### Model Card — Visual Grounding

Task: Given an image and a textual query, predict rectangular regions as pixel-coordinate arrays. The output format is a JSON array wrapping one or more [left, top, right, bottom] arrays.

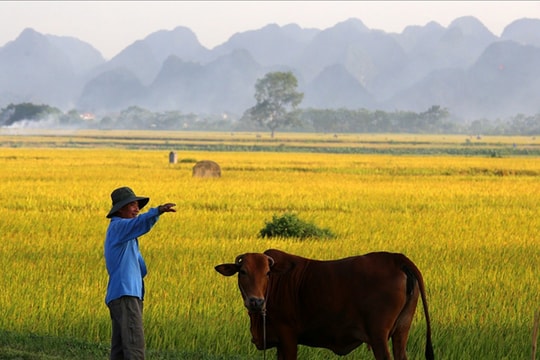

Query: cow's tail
[[402, 260, 434, 360]]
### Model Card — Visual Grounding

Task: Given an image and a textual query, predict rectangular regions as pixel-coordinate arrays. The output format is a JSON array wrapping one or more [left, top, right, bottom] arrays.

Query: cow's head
[[215, 253, 275, 313]]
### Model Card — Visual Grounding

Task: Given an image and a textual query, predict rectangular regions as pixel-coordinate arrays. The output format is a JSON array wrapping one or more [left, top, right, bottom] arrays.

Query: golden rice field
[[0, 131, 539, 359]]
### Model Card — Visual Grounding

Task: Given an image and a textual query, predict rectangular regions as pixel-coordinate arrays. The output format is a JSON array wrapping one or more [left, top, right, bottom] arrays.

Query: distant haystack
[[192, 160, 221, 178]]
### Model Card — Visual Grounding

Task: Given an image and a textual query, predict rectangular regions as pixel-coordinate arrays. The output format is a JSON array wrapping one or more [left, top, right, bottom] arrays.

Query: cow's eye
[[266, 271, 271, 276]]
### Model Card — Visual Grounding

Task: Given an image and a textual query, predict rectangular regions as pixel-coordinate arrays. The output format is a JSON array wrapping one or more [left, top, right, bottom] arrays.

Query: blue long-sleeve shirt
[[104, 207, 160, 305]]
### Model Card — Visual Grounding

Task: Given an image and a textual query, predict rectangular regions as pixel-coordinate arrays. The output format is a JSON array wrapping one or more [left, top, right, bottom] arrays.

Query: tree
[[0, 102, 62, 127], [418, 105, 450, 133], [244, 71, 304, 138], [118, 106, 154, 129]]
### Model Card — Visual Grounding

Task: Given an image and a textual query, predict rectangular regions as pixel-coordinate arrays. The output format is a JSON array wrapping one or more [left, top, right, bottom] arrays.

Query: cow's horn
[[235, 255, 243, 265]]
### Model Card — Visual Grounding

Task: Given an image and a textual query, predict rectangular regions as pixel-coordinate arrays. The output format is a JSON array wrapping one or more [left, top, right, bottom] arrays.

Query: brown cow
[[215, 249, 434, 360]]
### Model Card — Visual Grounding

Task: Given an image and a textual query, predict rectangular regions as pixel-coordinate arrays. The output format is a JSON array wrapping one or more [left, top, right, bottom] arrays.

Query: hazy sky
[[1, 1, 539, 59]]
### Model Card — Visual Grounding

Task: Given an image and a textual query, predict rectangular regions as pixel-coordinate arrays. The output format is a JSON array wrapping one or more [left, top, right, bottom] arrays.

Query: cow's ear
[[215, 263, 239, 276], [270, 260, 293, 274]]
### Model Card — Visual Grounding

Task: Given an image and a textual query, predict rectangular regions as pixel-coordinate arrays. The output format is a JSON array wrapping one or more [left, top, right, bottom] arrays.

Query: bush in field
[[259, 212, 335, 240]]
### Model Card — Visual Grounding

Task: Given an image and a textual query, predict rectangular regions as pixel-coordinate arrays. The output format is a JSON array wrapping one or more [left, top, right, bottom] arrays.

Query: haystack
[[192, 160, 221, 178]]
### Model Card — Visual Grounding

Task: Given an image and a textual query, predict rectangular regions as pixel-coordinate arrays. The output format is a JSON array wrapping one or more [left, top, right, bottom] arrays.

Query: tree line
[[1, 72, 539, 136]]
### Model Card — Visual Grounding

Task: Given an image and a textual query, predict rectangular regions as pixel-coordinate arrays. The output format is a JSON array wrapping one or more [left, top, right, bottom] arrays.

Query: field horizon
[[1, 128, 539, 156]]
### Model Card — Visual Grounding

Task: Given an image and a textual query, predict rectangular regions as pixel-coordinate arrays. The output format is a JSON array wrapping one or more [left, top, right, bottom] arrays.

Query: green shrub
[[258, 212, 335, 240]]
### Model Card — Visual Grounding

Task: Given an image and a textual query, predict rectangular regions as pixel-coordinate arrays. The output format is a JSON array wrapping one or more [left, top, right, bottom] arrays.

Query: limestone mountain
[[1, 16, 540, 121]]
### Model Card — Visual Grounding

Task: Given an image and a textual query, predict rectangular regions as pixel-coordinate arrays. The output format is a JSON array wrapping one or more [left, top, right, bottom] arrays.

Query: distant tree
[[418, 105, 450, 133], [59, 109, 82, 126], [99, 116, 114, 129], [507, 113, 540, 135], [243, 71, 304, 138], [118, 106, 155, 129], [0, 103, 61, 127], [154, 111, 185, 130]]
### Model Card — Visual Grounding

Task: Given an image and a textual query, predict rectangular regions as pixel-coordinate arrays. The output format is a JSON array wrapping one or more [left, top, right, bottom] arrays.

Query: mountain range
[[2, 16, 540, 121]]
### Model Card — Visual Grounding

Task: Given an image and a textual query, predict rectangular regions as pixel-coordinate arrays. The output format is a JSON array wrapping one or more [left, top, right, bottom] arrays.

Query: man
[[104, 186, 176, 359]]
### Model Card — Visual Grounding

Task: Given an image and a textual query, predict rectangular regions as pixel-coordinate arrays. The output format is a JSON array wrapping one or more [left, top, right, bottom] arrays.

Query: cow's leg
[[391, 313, 413, 360], [276, 339, 298, 360], [274, 327, 298, 360], [392, 285, 419, 360], [391, 331, 409, 360], [369, 338, 391, 360]]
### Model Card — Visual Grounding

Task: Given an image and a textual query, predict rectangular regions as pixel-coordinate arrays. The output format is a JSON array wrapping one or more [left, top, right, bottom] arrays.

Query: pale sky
[[1, 1, 539, 60]]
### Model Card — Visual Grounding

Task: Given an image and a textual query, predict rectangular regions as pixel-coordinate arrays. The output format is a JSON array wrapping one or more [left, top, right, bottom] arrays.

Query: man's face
[[117, 201, 140, 219]]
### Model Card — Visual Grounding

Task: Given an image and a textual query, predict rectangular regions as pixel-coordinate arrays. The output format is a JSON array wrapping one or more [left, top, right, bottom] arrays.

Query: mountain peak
[[14, 27, 48, 46], [448, 16, 493, 36], [501, 18, 540, 46], [333, 18, 370, 33]]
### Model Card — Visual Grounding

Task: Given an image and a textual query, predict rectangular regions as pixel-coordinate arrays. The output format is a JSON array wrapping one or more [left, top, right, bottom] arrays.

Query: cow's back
[[300, 251, 410, 301]]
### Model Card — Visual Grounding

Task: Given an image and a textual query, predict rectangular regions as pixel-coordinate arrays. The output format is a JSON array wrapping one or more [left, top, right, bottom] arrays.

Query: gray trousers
[[108, 296, 145, 360]]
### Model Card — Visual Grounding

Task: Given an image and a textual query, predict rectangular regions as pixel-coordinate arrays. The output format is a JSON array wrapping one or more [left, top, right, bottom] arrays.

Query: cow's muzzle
[[247, 297, 266, 312]]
